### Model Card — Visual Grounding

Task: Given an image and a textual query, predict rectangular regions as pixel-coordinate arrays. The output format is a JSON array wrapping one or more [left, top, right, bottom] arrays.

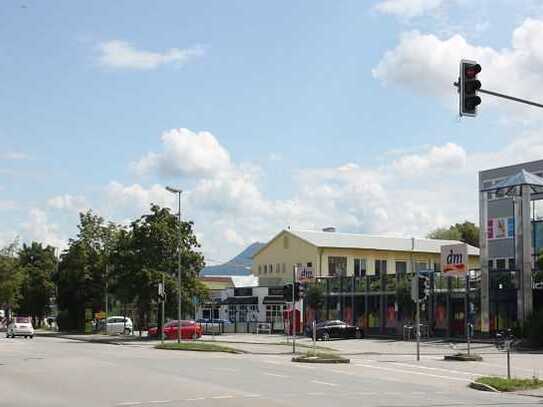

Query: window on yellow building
[[354, 258, 366, 277]]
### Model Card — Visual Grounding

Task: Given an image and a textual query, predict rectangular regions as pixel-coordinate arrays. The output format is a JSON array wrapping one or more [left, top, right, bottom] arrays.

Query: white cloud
[[104, 182, 175, 216], [373, 19, 543, 118], [133, 128, 232, 177], [47, 194, 89, 213], [392, 142, 467, 177], [0, 151, 28, 160], [97, 40, 204, 70], [22, 209, 65, 249], [28, 125, 543, 263], [375, 0, 443, 18]]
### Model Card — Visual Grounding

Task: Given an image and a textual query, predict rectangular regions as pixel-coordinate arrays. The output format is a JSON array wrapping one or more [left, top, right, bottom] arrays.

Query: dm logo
[[440, 244, 468, 276]]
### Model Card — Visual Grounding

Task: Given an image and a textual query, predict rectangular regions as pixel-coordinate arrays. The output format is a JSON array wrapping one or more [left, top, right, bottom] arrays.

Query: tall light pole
[[166, 186, 183, 343]]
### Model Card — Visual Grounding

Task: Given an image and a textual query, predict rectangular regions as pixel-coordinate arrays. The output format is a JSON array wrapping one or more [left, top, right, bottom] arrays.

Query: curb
[[291, 356, 350, 364], [469, 382, 499, 392], [444, 353, 483, 361]]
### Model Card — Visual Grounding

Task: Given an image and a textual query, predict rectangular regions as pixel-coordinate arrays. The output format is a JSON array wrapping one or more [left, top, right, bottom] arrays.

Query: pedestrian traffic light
[[417, 275, 430, 301], [294, 282, 304, 301], [459, 59, 482, 117], [283, 284, 293, 302]]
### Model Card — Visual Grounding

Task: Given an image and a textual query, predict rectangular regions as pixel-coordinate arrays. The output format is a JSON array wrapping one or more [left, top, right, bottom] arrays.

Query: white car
[[6, 316, 34, 339], [105, 316, 133, 335]]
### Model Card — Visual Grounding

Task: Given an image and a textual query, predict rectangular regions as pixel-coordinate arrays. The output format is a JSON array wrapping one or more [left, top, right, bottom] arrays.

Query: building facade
[[479, 159, 543, 333], [252, 229, 480, 337]]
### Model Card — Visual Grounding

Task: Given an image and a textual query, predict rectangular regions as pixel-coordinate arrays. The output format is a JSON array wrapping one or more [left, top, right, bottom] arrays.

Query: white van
[[105, 316, 133, 335]]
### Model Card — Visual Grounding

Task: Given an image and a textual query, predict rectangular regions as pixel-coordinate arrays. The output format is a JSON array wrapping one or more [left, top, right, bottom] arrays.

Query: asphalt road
[[1, 335, 541, 407]]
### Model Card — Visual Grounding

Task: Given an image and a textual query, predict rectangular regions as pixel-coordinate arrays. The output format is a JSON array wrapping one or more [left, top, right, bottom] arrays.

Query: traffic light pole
[[454, 82, 543, 109], [416, 297, 420, 362]]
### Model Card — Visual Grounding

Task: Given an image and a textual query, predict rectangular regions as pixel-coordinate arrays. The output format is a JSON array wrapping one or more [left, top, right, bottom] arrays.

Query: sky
[[2, 0, 543, 264]]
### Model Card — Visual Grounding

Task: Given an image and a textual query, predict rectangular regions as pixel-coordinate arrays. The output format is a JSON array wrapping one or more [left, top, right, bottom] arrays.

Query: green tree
[[17, 242, 56, 327], [110, 204, 206, 331], [427, 221, 480, 248], [54, 211, 120, 330], [0, 240, 23, 316]]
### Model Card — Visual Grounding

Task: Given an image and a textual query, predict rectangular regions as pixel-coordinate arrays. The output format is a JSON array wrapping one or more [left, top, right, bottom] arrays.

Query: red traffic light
[[464, 64, 481, 79]]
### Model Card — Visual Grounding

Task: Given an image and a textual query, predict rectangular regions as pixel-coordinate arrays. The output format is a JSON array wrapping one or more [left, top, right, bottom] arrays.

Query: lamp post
[[166, 186, 183, 343]]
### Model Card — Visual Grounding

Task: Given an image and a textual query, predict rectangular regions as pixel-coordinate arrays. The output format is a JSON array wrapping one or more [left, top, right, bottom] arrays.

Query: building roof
[[253, 229, 479, 257], [483, 169, 543, 193], [199, 275, 259, 289]]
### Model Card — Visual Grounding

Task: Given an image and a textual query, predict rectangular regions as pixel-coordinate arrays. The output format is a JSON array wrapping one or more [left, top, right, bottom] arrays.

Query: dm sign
[[440, 243, 468, 276], [297, 266, 314, 282]]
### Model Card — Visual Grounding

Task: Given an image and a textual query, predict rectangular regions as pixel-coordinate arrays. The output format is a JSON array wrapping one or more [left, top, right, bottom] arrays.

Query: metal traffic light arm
[[454, 82, 543, 109]]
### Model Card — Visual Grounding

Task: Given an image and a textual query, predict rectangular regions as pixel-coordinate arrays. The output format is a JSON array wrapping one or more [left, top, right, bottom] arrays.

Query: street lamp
[[166, 186, 183, 343]]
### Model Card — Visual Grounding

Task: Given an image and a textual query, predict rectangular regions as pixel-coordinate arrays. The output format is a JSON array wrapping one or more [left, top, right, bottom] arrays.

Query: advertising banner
[[487, 217, 514, 240], [441, 243, 468, 276]]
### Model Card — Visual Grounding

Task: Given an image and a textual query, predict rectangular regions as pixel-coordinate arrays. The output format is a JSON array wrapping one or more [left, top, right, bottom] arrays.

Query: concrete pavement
[[1, 334, 543, 406]]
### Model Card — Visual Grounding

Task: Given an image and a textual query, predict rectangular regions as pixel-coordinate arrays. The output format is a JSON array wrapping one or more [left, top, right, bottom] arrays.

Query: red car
[[148, 320, 202, 340]]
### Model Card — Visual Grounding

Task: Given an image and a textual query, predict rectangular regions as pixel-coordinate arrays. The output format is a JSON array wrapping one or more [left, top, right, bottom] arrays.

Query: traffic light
[[459, 59, 482, 117], [283, 284, 293, 302], [417, 275, 430, 301], [294, 282, 304, 301]]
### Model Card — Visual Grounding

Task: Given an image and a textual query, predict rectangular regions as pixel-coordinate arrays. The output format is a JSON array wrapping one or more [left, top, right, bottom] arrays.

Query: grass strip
[[155, 342, 243, 354], [475, 376, 543, 392]]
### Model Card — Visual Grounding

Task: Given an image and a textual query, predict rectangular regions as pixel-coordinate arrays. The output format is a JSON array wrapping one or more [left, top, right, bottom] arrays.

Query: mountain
[[201, 242, 265, 276]]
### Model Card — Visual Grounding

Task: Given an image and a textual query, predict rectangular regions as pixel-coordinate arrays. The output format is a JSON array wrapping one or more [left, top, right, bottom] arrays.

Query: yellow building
[[252, 229, 480, 285]]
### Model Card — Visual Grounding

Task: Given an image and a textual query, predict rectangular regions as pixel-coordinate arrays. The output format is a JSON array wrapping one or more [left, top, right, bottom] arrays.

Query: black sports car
[[309, 320, 364, 340]]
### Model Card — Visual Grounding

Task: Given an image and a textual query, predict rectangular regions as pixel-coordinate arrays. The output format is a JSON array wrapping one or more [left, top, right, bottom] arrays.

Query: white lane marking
[[311, 380, 337, 386], [212, 367, 239, 372], [354, 363, 472, 382], [307, 392, 326, 396], [185, 397, 205, 401], [211, 395, 233, 399], [263, 372, 289, 378], [387, 361, 478, 376], [146, 402, 171, 404], [117, 403, 145, 406], [292, 364, 316, 369], [243, 394, 261, 398], [261, 360, 282, 365]]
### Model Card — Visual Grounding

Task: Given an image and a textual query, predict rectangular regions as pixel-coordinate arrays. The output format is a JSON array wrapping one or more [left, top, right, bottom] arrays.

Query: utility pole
[[166, 186, 183, 344], [292, 265, 297, 355], [160, 273, 165, 345], [105, 264, 109, 335]]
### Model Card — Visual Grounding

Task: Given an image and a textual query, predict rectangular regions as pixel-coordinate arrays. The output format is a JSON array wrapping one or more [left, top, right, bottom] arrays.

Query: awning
[[220, 296, 258, 305], [262, 296, 286, 304]]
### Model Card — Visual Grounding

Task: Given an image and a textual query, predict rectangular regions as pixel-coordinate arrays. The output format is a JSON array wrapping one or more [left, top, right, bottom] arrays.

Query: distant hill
[[201, 242, 265, 276]]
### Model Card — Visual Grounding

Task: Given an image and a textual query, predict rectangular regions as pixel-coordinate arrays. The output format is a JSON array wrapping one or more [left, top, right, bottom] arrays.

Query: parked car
[[105, 316, 133, 335], [6, 316, 34, 339], [310, 320, 364, 341], [148, 320, 202, 340]]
